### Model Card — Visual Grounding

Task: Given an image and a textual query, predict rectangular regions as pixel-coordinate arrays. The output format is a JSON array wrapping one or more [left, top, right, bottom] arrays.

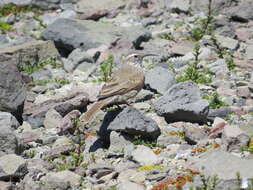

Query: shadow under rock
[[97, 108, 123, 147]]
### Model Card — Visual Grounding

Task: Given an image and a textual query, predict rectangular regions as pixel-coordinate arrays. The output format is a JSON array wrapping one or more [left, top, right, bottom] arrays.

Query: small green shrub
[[132, 135, 157, 149], [0, 21, 12, 32], [176, 44, 212, 84], [100, 54, 114, 82], [158, 32, 174, 41], [203, 92, 227, 109], [18, 57, 61, 74]]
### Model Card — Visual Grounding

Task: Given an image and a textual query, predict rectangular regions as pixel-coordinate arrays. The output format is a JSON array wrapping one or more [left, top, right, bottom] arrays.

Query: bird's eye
[[134, 55, 138, 58]]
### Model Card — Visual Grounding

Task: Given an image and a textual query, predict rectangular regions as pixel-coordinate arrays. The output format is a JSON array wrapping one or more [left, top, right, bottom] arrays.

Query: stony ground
[[1, 0, 253, 190]]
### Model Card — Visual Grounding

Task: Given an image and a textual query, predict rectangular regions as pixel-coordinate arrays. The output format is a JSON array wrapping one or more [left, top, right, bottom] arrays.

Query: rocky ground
[[1, 0, 253, 189]]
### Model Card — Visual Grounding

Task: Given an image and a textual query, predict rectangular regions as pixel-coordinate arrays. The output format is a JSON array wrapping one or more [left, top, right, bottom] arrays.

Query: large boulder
[[0, 112, 20, 156], [42, 19, 151, 54], [153, 81, 209, 124], [108, 107, 161, 140]]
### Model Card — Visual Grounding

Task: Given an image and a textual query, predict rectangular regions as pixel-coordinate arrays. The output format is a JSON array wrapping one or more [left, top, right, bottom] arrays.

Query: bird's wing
[[98, 78, 141, 100]]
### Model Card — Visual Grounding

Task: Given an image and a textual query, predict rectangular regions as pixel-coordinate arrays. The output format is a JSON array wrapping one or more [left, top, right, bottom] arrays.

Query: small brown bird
[[80, 52, 156, 123]]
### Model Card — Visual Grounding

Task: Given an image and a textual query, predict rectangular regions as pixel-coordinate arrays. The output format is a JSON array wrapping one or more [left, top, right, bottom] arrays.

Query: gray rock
[[0, 154, 27, 180], [183, 125, 207, 145], [0, 40, 60, 69], [153, 81, 209, 124], [165, 0, 190, 13], [0, 58, 26, 121], [157, 135, 182, 148], [222, 125, 250, 152], [131, 145, 159, 165], [130, 89, 154, 103], [215, 34, 239, 50], [43, 109, 63, 129], [0, 112, 20, 155], [41, 170, 81, 189], [23, 92, 88, 128], [192, 149, 253, 189], [145, 66, 176, 95], [39, 10, 77, 26], [207, 107, 232, 121], [117, 181, 145, 190], [246, 44, 253, 60], [226, 1, 253, 22], [63, 48, 94, 72], [42, 19, 151, 52], [109, 131, 132, 152], [30, 69, 52, 81], [75, 0, 126, 13], [108, 107, 161, 140], [0, 35, 8, 46], [0, 0, 31, 6], [190, 0, 233, 14]]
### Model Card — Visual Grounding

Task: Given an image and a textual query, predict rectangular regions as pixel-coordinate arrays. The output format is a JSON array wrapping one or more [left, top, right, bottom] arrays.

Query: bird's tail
[[79, 97, 113, 123]]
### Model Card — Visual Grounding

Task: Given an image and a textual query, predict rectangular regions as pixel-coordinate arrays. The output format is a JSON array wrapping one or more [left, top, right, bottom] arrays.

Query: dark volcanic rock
[[108, 107, 161, 140], [153, 81, 209, 124], [0, 59, 26, 121]]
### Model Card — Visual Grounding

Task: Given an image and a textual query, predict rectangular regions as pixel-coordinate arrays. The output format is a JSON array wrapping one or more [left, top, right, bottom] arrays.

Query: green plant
[[203, 92, 227, 109], [176, 44, 212, 84], [0, 3, 41, 18], [107, 186, 117, 190], [158, 32, 174, 41], [138, 165, 164, 171], [0, 21, 12, 32], [132, 135, 158, 149], [100, 54, 114, 82], [18, 57, 61, 74], [33, 15, 47, 28]]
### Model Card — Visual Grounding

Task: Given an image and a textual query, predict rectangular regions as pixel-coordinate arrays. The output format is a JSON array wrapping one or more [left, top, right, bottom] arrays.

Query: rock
[[75, 0, 126, 14], [157, 135, 182, 148], [41, 170, 81, 189], [153, 81, 209, 124], [0, 181, 12, 190], [58, 110, 81, 135], [131, 89, 154, 103], [190, 0, 233, 14], [246, 44, 253, 60], [0, 40, 60, 69], [109, 131, 132, 152], [192, 149, 253, 189], [87, 163, 116, 183], [0, 58, 26, 121], [222, 125, 250, 152], [215, 34, 239, 50], [108, 107, 161, 140], [207, 107, 232, 121], [39, 10, 77, 26], [63, 48, 95, 72], [237, 86, 251, 98], [43, 109, 63, 129], [0, 154, 27, 180], [169, 40, 195, 55], [23, 92, 88, 128], [0, 0, 31, 6], [0, 112, 20, 155], [208, 117, 227, 138], [131, 145, 159, 165], [145, 66, 176, 94], [117, 181, 145, 190], [42, 19, 151, 53], [227, 1, 253, 22], [118, 169, 145, 183], [0, 35, 8, 46], [165, 0, 190, 13], [183, 125, 207, 145]]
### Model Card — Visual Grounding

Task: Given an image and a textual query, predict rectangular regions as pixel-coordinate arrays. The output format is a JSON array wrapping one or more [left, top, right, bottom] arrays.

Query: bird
[[79, 52, 157, 123]]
